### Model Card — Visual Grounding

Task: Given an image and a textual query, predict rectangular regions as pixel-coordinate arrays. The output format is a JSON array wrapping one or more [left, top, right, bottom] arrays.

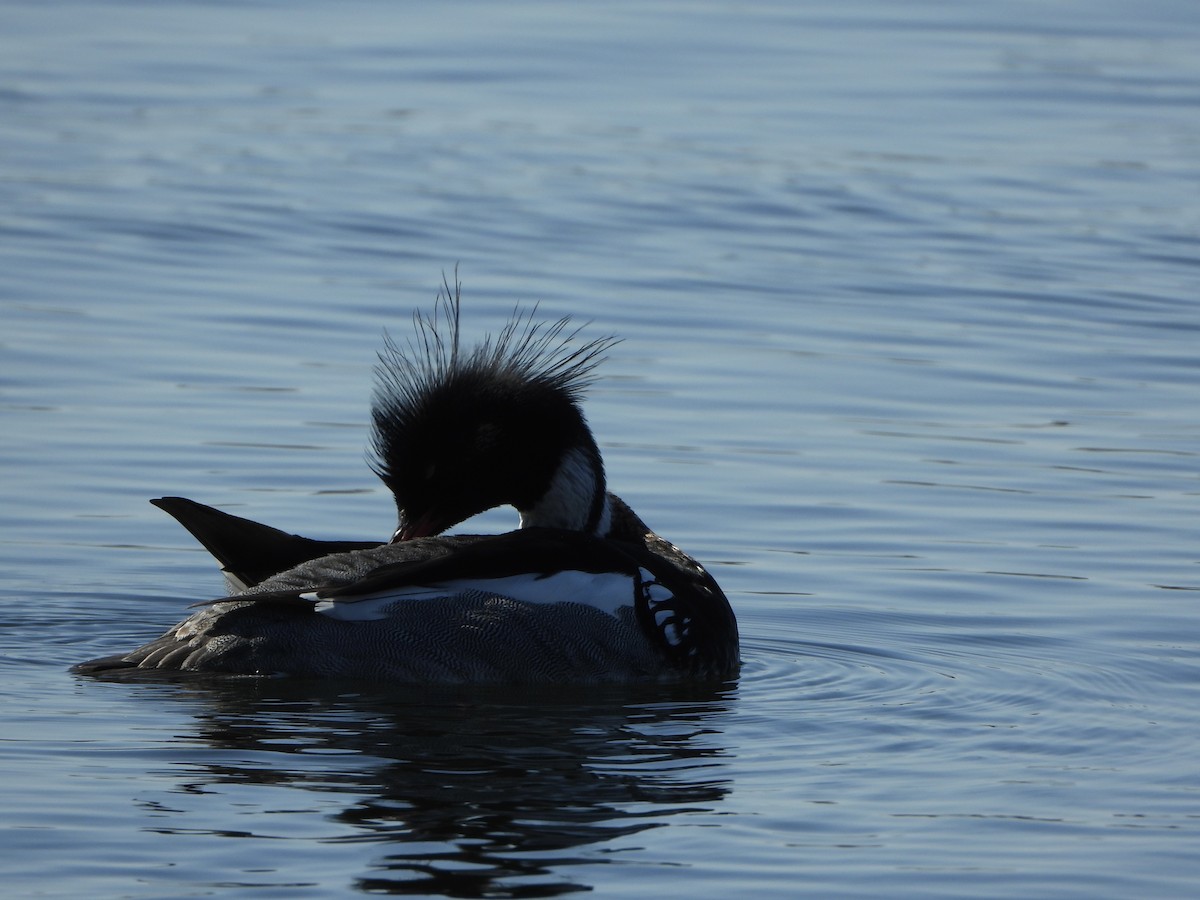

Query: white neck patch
[[518, 445, 609, 535]]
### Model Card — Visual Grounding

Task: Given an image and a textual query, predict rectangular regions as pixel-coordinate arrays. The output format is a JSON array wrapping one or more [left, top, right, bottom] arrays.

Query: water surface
[[2, 1, 1199, 897]]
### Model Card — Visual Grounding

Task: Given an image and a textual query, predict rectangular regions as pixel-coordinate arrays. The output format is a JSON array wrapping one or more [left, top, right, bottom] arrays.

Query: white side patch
[[639, 568, 687, 647], [313, 570, 637, 622], [641, 571, 674, 605]]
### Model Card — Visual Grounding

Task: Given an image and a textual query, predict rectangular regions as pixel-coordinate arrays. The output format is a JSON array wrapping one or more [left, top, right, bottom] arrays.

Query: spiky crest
[[368, 274, 619, 487]]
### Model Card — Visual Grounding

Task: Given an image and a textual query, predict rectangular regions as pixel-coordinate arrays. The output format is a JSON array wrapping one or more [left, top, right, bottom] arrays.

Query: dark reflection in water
[[121, 675, 737, 897]]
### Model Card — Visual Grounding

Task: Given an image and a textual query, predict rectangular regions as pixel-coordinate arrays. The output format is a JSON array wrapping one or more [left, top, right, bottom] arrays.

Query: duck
[[73, 281, 739, 684]]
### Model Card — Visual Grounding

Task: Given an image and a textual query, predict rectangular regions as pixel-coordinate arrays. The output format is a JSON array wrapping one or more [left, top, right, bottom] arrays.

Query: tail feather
[[151, 497, 379, 590]]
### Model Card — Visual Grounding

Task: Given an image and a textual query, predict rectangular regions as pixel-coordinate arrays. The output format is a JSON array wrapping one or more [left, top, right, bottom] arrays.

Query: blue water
[[3, 0, 1199, 896]]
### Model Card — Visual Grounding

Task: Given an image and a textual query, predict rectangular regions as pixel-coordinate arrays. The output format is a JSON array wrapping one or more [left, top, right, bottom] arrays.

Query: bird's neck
[[518, 444, 611, 536]]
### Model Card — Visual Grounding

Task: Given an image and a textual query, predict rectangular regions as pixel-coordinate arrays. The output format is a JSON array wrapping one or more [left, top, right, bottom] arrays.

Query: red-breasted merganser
[[74, 282, 739, 683]]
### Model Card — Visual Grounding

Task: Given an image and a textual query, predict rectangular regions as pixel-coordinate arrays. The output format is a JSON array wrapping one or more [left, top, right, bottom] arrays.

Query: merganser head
[[369, 278, 620, 542]]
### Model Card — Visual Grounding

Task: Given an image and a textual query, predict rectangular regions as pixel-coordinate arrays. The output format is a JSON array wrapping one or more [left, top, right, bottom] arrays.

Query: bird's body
[[74, 281, 739, 684]]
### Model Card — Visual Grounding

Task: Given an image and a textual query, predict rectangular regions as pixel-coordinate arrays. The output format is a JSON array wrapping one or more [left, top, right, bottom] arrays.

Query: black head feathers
[[369, 276, 620, 539]]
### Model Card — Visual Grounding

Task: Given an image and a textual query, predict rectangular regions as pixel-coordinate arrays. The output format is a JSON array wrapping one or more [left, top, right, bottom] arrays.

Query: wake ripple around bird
[[733, 602, 1156, 745]]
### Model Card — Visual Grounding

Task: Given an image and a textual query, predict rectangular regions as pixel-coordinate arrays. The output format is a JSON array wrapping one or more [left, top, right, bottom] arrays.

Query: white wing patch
[[640, 573, 687, 647], [309, 570, 639, 622]]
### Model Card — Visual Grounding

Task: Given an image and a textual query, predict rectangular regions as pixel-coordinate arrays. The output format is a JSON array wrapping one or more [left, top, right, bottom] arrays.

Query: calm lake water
[[2, 1, 1199, 897]]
